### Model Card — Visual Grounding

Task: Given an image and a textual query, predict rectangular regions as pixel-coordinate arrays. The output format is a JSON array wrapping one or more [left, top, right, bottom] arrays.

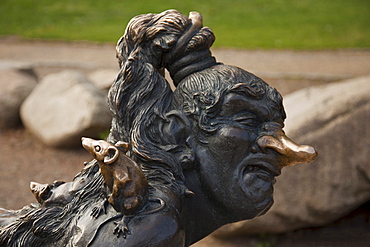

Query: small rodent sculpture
[[81, 137, 149, 238]]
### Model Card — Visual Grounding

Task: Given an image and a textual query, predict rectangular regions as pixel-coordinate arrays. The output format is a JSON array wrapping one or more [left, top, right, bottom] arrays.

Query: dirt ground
[[0, 37, 369, 246]]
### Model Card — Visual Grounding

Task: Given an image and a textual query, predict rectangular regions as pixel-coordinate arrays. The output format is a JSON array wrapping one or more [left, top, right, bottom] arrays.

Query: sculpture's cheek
[[206, 127, 256, 166]]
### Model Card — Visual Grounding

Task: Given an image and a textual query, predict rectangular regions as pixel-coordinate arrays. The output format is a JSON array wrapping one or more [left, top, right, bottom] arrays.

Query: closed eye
[[233, 113, 258, 127]]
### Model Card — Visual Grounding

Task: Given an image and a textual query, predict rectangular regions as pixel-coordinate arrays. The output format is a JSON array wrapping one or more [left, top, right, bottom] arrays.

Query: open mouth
[[237, 161, 281, 214], [241, 163, 281, 183]]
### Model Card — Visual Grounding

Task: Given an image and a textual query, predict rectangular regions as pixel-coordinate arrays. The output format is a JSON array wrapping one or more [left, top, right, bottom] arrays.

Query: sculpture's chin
[[238, 169, 275, 217], [256, 197, 274, 217]]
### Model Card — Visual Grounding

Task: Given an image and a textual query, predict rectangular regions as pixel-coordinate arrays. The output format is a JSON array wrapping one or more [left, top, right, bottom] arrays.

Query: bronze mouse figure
[[82, 137, 149, 238]]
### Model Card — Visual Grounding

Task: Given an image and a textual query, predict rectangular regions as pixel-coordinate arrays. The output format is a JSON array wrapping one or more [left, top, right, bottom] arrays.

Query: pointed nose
[[81, 137, 91, 150], [256, 122, 318, 167]]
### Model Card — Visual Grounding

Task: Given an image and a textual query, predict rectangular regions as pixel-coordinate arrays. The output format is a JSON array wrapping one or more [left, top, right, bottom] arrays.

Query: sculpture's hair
[[0, 163, 104, 247], [107, 10, 217, 195], [106, 10, 285, 196]]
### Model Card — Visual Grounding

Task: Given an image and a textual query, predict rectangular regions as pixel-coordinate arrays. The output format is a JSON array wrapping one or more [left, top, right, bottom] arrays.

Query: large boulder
[[0, 64, 38, 129], [215, 76, 370, 237], [20, 70, 111, 148], [87, 69, 118, 93]]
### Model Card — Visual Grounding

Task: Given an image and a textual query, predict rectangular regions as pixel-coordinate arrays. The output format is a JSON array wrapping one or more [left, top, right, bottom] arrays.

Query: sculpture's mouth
[[241, 162, 281, 183], [238, 160, 281, 208], [236, 161, 280, 216]]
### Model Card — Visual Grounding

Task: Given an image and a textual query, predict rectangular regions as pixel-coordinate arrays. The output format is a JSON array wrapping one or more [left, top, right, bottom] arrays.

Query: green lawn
[[0, 0, 369, 49]]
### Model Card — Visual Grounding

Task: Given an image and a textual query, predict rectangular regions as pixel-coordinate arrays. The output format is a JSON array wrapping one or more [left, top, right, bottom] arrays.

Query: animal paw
[[113, 219, 131, 238], [90, 199, 107, 218]]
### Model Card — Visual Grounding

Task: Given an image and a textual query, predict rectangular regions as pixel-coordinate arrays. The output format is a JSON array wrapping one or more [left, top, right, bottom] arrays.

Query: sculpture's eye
[[233, 113, 258, 127], [94, 145, 101, 152]]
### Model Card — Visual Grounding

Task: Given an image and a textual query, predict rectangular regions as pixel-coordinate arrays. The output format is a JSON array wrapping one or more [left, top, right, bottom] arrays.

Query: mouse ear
[[104, 146, 119, 164], [115, 141, 130, 153]]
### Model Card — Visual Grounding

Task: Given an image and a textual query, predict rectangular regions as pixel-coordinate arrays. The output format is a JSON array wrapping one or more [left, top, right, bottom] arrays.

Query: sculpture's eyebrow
[[229, 82, 265, 100], [220, 93, 270, 120]]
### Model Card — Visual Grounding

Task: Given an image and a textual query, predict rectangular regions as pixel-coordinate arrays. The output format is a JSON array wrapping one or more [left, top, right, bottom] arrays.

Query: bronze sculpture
[[0, 9, 317, 247]]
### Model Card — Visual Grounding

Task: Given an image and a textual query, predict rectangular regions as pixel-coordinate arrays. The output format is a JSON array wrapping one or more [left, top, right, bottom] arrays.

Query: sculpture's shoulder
[[69, 192, 185, 247], [92, 206, 184, 246]]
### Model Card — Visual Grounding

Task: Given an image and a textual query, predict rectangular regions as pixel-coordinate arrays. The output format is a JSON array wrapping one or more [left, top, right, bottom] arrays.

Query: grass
[[0, 0, 369, 49]]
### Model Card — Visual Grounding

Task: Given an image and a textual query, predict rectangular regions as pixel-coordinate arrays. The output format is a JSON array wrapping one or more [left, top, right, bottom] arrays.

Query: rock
[[0, 60, 34, 71], [0, 66, 38, 129], [87, 69, 118, 92], [20, 70, 111, 148], [215, 76, 370, 237]]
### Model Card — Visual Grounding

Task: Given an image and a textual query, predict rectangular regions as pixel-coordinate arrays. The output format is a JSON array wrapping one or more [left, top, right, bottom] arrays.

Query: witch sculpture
[[0, 10, 317, 247]]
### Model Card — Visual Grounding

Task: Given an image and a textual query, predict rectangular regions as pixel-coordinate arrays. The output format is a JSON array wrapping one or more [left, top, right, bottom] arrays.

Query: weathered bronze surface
[[0, 10, 317, 247]]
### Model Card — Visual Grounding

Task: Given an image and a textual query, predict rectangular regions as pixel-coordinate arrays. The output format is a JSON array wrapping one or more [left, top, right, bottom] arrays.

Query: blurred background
[[1, 0, 369, 49], [0, 0, 369, 246]]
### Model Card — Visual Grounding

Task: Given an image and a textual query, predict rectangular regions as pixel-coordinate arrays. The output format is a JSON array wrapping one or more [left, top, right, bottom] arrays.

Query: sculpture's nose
[[256, 122, 318, 167]]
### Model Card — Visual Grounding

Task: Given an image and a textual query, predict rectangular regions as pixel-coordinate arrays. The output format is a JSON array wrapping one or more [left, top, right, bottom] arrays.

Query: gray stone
[[215, 76, 370, 237], [0, 60, 34, 71], [20, 70, 111, 148], [87, 69, 118, 92], [0, 67, 38, 129]]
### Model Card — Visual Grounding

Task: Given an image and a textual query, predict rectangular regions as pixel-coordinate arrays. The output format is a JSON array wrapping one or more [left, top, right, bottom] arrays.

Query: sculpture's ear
[[164, 110, 196, 170], [163, 110, 192, 146], [104, 146, 119, 164], [115, 141, 130, 153]]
